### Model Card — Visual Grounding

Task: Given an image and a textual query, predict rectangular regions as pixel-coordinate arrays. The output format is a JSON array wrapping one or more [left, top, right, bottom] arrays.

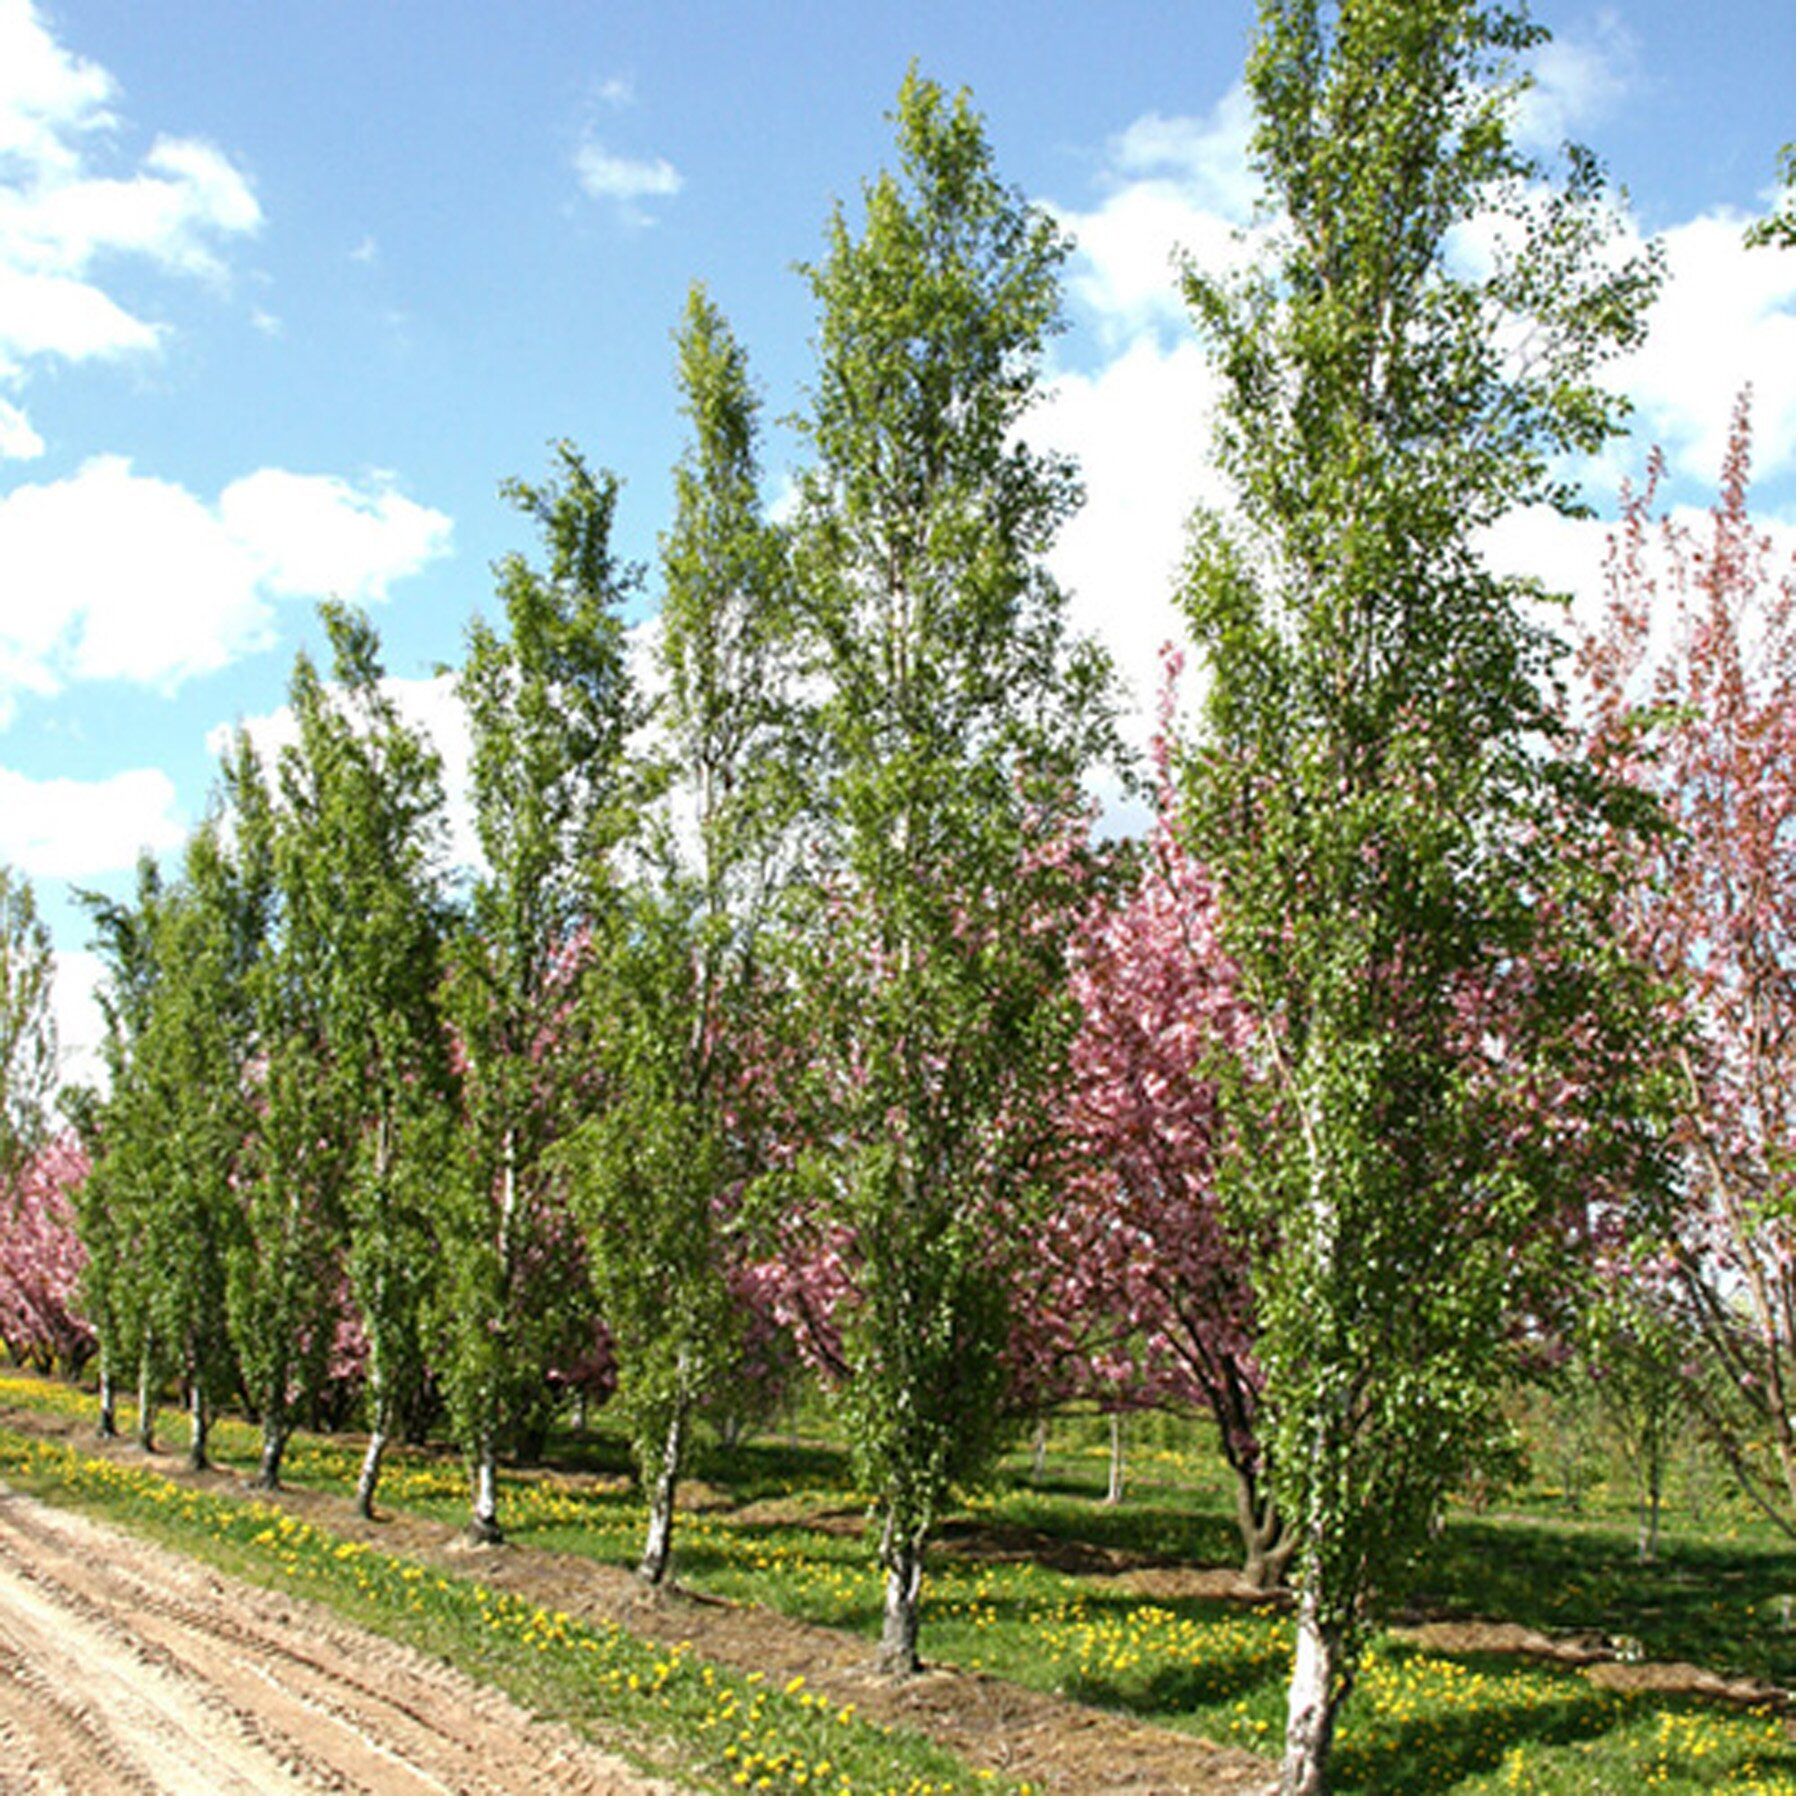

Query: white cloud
[[1029, 336, 1226, 751], [50, 947, 106, 1092], [0, 393, 41, 458], [0, 0, 114, 179], [0, 1, 262, 443], [0, 456, 452, 719], [1514, 14, 1637, 152], [0, 763, 184, 879], [574, 139, 683, 224], [1053, 88, 1261, 349], [595, 75, 635, 109], [217, 468, 454, 603], [1610, 211, 1795, 491]]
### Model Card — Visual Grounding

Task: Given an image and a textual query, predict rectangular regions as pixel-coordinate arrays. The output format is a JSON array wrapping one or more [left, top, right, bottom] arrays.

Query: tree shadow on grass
[[1417, 1518, 1794, 1685]]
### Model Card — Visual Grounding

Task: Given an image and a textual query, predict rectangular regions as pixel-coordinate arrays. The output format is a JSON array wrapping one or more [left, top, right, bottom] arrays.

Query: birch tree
[[569, 286, 798, 1584], [261, 607, 454, 1507], [791, 70, 1113, 1673], [445, 444, 640, 1542], [1180, 1, 1659, 1787]]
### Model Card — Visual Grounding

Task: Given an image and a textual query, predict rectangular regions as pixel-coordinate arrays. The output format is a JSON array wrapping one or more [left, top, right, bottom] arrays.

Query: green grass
[[2, 1371, 1791, 1797]]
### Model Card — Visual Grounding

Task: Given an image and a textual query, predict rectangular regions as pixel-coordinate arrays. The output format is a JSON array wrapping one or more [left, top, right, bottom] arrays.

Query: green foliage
[[567, 290, 797, 1551], [1180, 0, 1662, 1771], [259, 607, 454, 1478], [1744, 143, 1795, 250], [443, 444, 644, 1523], [788, 69, 1114, 1646]]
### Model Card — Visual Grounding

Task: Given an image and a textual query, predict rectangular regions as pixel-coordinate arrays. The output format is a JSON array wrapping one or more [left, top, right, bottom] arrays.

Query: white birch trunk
[[469, 1441, 502, 1543], [255, 1415, 287, 1490], [136, 1342, 156, 1453], [1279, 1586, 1346, 1795], [187, 1376, 209, 1473], [638, 1405, 685, 1585], [1105, 1411, 1126, 1506], [96, 1360, 117, 1439], [356, 1417, 388, 1519], [876, 1508, 925, 1675]]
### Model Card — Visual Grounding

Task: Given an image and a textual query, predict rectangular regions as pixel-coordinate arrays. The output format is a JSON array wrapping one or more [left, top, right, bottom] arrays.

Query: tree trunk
[[254, 1414, 287, 1490], [356, 1399, 390, 1519], [638, 1405, 686, 1585], [468, 1441, 503, 1543], [96, 1361, 117, 1439], [1279, 1586, 1349, 1796], [877, 1507, 926, 1675], [1234, 1463, 1296, 1589], [1031, 1417, 1049, 1484], [1638, 1461, 1663, 1561], [137, 1343, 156, 1453], [1105, 1411, 1126, 1505], [187, 1377, 209, 1473]]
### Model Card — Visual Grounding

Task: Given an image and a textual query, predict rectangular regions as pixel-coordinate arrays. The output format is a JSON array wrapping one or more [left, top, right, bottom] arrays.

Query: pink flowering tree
[[0, 1136, 94, 1375], [1578, 394, 1796, 1531], [1039, 650, 1289, 1582]]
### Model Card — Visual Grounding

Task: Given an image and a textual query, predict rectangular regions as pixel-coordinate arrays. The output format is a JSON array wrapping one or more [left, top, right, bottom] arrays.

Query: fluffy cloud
[[1030, 336, 1223, 746], [0, 763, 184, 878], [1611, 211, 1795, 491], [1513, 14, 1638, 152], [0, 0, 262, 451], [50, 948, 106, 1092], [0, 456, 452, 719], [574, 139, 683, 225]]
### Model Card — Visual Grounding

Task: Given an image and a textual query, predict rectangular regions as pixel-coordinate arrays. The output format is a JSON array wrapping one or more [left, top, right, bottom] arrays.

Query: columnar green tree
[[445, 445, 641, 1542], [132, 823, 260, 1471], [791, 71, 1113, 1673], [213, 729, 344, 1492], [1179, 2, 1658, 1788], [74, 858, 165, 1442], [293, 610, 448, 1508], [249, 606, 454, 1503], [569, 286, 798, 1585]]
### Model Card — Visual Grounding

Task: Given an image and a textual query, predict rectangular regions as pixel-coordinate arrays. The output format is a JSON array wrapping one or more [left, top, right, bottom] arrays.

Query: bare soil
[[0, 1481, 664, 1796]]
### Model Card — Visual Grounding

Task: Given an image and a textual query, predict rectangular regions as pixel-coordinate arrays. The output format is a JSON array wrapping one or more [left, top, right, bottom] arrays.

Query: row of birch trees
[[10, 8, 1791, 1794]]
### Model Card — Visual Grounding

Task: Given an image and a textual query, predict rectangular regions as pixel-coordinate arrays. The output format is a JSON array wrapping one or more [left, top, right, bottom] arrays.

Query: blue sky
[[0, 0, 1792, 1078]]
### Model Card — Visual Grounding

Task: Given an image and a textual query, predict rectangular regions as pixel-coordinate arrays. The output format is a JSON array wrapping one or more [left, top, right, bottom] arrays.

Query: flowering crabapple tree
[[1579, 395, 1796, 1532], [0, 1136, 93, 1375], [1044, 650, 1288, 1583]]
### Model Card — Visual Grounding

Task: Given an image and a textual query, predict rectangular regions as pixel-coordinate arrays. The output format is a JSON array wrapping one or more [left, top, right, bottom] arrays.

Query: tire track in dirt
[[0, 1484, 666, 1796]]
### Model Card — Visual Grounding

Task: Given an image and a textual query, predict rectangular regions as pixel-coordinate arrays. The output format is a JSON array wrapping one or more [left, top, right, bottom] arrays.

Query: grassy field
[[0, 1370, 1791, 1796]]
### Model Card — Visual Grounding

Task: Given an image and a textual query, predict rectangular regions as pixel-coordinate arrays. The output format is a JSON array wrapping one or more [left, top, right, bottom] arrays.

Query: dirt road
[[0, 1482, 665, 1796]]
